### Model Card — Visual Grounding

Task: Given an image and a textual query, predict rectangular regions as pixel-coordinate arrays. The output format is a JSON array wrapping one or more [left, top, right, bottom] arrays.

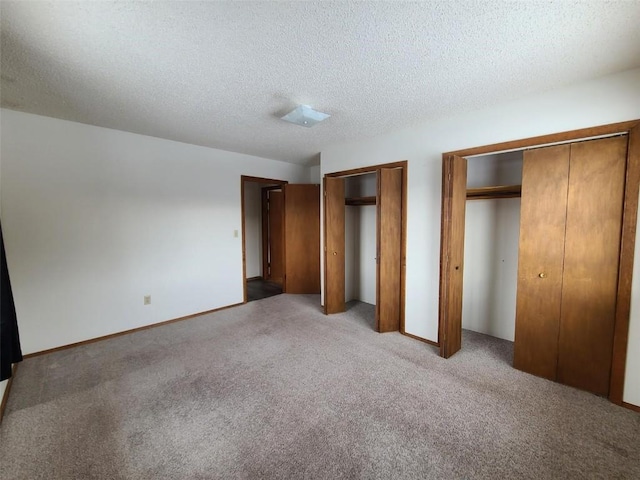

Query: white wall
[[356, 206, 376, 304], [344, 205, 377, 305], [320, 68, 640, 406], [344, 173, 377, 198], [345, 206, 357, 302], [309, 165, 321, 184], [243, 182, 263, 278], [463, 198, 520, 341], [0, 109, 308, 354], [344, 175, 377, 305], [466, 151, 523, 188]]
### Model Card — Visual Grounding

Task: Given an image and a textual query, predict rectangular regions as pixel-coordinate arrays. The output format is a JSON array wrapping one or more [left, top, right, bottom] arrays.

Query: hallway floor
[[246, 278, 282, 302]]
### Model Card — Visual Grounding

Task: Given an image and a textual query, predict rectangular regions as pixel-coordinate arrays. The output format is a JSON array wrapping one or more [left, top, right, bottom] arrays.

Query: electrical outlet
[[144, 295, 151, 305]]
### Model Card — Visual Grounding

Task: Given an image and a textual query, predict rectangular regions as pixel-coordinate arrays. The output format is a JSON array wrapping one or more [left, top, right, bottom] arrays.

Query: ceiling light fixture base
[[281, 105, 330, 127]]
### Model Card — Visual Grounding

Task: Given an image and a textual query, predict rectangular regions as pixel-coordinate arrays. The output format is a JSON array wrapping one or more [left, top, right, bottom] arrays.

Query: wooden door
[[283, 184, 321, 294], [376, 168, 402, 332], [557, 136, 627, 395], [261, 188, 269, 280], [513, 145, 570, 380], [267, 190, 284, 285], [324, 176, 345, 314], [439, 155, 467, 358]]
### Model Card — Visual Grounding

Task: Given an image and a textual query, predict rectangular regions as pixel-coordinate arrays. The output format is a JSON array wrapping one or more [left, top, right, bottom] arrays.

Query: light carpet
[[1, 294, 638, 479]]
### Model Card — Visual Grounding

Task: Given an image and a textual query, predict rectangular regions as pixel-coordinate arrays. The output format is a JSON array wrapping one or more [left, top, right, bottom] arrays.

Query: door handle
[[333, 252, 337, 256], [538, 272, 547, 278]]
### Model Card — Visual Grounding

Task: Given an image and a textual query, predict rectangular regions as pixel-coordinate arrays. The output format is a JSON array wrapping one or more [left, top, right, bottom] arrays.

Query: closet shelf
[[345, 196, 377, 206], [466, 185, 521, 200]]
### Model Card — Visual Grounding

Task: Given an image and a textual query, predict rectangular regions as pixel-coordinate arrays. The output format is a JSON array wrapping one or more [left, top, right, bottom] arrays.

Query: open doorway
[[242, 176, 321, 303], [241, 176, 287, 303]]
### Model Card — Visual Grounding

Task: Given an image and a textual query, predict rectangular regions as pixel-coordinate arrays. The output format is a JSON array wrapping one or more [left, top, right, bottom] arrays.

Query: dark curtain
[[1, 222, 22, 381]]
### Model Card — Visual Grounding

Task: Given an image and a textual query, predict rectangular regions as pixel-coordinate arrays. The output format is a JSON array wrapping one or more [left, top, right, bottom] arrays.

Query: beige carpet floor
[[1, 294, 639, 479]]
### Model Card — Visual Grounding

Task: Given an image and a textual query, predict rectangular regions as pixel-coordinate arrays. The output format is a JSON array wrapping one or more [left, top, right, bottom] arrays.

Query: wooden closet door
[[324, 176, 345, 314], [513, 145, 570, 380], [376, 168, 402, 332], [557, 136, 627, 395], [283, 184, 320, 294], [439, 155, 467, 357]]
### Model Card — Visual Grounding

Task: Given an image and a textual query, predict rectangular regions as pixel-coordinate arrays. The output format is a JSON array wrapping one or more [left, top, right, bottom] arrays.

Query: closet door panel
[[514, 145, 570, 380], [376, 168, 402, 332], [283, 184, 320, 294], [557, 136, 627, 395], [439, 155, 467, 357], [324, 176, 346, 314]]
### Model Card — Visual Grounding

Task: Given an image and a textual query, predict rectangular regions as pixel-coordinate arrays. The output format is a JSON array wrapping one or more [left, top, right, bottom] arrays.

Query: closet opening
[[462, 151, 522, 365], [344, 173, 378, 330], [438, 119, 640, 405], [324, 161, 407, 333]]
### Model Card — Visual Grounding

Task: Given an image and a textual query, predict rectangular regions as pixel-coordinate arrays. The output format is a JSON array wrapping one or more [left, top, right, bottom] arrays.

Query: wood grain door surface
[[376, 168, 403, 332], [324, 176, 346, 314], [268, 190, 284, 285], [439, 155, 467, 358], [557, 136, 627, 395], [514, 144, 570, 380], [514, 136, 627, 396], [283, 184, 321, 294]]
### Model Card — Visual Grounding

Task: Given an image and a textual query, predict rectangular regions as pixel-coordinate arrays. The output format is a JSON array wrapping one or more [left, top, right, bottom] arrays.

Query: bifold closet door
[[376, 168, 402, 332], [514, 145, 570, 380], [283, 184, 321, 294], [324, 176, 345, 314], [514, 136, 627, 395], [439, 155, 467, 358], [556, 136, 627, 395]]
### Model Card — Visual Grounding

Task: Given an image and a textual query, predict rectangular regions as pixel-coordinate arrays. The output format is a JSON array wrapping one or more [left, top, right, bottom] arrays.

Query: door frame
[[324, 160, 408, 332], [438, 119, 640, 406], [241, 175, 288, 303]]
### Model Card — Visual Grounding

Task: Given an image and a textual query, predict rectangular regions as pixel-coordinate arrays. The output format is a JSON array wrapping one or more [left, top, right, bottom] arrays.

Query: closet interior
[[462, 151, 522, 344], [344, 173, 377, 316]]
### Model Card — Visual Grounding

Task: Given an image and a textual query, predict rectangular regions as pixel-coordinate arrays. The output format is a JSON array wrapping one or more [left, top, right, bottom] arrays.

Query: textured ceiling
[[2, 1, 640, 165]]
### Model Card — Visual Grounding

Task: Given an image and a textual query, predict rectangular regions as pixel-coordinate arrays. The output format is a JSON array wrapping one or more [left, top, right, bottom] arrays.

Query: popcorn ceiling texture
[[1, 1, 639, 165]]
